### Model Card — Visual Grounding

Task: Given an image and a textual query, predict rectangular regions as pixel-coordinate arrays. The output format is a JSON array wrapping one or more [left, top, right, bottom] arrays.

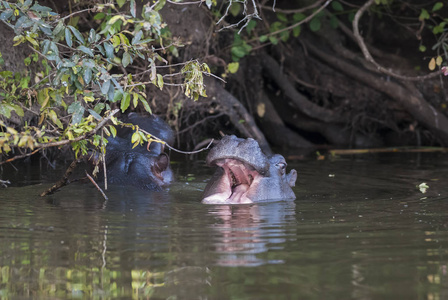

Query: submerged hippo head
[[202, 135, 297, 204], [101, 113, 175, 191]]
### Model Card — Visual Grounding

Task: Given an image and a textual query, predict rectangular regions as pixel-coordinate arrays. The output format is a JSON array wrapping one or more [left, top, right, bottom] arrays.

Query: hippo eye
[[277, 162, 286, 169], [276, 162, 286, 174]]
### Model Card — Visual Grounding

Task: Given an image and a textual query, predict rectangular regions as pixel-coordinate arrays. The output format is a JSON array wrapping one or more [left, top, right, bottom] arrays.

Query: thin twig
[[101, 130, 108, 191], [254, 0, 331, 41], [178, 113, 224, 134], [86, 171, 108, 200], [0, 179, 11, 188], [167, 0, 205, 5], [57, 8, 93, 22], [40, 158, 82, 196], [0, 149, 42, 165], [260, 0, 326, 14], [352, 0, 442, 81], [139, 127, 215, 154]]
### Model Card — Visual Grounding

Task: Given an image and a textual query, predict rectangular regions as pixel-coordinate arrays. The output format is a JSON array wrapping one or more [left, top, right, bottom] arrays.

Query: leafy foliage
[[0, 0, 210, 159]]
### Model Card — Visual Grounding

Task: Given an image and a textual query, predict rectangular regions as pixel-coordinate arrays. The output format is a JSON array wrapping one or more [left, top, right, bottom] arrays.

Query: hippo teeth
[[203, 158, 260, 204], [228, 164, 254, 188]]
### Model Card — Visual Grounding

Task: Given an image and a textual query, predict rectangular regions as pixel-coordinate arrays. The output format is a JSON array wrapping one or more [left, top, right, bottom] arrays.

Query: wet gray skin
[[202, 135, 297, 204], [102, 113, 175, 191]]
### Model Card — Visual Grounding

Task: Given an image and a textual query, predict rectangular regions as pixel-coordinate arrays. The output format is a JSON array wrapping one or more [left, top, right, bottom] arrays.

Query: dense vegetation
[[1, 0, 448, 169]]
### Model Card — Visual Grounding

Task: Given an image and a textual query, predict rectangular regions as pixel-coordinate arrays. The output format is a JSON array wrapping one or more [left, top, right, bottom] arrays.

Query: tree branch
[[352, 0, 442, 81], [260, 53, 342, 123]]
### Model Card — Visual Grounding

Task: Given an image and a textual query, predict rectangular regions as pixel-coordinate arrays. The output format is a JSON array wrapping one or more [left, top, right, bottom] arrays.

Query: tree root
[[204, 77, 272, 154], [305, 41, 448, 145], [260, 52, 343, 123], [256, 92, 314, 148]]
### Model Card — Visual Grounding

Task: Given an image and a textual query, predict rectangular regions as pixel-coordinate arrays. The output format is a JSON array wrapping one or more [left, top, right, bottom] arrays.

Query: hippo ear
[[153, 153, 169, 174], [288, 169, 297, 187]]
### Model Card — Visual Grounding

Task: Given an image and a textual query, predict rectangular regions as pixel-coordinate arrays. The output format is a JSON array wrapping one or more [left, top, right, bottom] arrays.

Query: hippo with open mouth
[[202, 135, 297, 204]]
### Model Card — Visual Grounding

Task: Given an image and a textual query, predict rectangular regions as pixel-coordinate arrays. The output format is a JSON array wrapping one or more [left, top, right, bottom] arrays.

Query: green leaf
[[117, 0, 126, 8], [96, 44, 105, 56], [112, 89, 122, 102], [330, 15, 339, 29], [48, 110, 63, 129], [108, 15, 124, 26], [139, 95, 152, 113], [419, 9, 429, 21], [30, 3, 52, 12], [39, 25, 53, 36], [78, 45, 94, 57], [94, 12, 105, 20], [104, 42, 114, 59], [68, 25, 85, 44], [65, 28, 73, 47], [88, 28, 96, 43], [134, 37, 154, 45], [0, 103, 13, 118], [67, 101, 85, 124], [206, 0, 212, 9], [122, 52, 132, 68], [101, 79, 111, 95], [118, 33, 130, 46], [348, 12, 355, 22], [433, 22, 446, 34], [130, 0, 136, 17], [108, 125, 117, 138], [83, 68, 92, 84], [88, 109, 102, 120], [11, 104, 24, 117], [227, 62, 239, 74], [419, 45, 426, 52], [112, 35, 120, 48], [269, 36, 278, 45], [93, 103, 105, 115], [280, 31, 289, 42], [293, 13, 306, 22], [432, 2, 443, 12], [277, 13, 287, 22], [259, 35, 268, 42], [107, 84, 116, 102], [153, 0, 166, 11], [331, 1, 344, 11], [309, 18, 321, 32], [231, 46, 246, 58], [157, 74, 164, 90], [292, 25, 301, 37], [429, 57, 436, 70], [132, 30, 143, 45], [120, 92, 131, 112], [0, 9, 13, 21], [230, 2, 241, 16], [246, 19, 257, 34], [131, 131, 140, 144], [132, 92, 139, 108], [53, 21, 65, 36]]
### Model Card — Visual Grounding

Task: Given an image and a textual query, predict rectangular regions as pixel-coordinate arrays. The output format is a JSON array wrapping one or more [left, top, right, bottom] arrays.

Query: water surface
[[1, 152, 448, 299]]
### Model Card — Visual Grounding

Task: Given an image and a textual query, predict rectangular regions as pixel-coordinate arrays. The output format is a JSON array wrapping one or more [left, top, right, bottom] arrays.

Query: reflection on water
[[1, 153, 448, 299], [207, 201, 296, 266]]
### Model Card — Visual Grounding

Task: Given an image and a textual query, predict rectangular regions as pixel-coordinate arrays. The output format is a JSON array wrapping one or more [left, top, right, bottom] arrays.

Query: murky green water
[[1, 152, 448, 299]]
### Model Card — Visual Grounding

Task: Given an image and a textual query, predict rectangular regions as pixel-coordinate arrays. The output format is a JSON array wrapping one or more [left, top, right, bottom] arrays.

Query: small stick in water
[[85, 171, 108, 201], [40, 158, 81, 196]]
